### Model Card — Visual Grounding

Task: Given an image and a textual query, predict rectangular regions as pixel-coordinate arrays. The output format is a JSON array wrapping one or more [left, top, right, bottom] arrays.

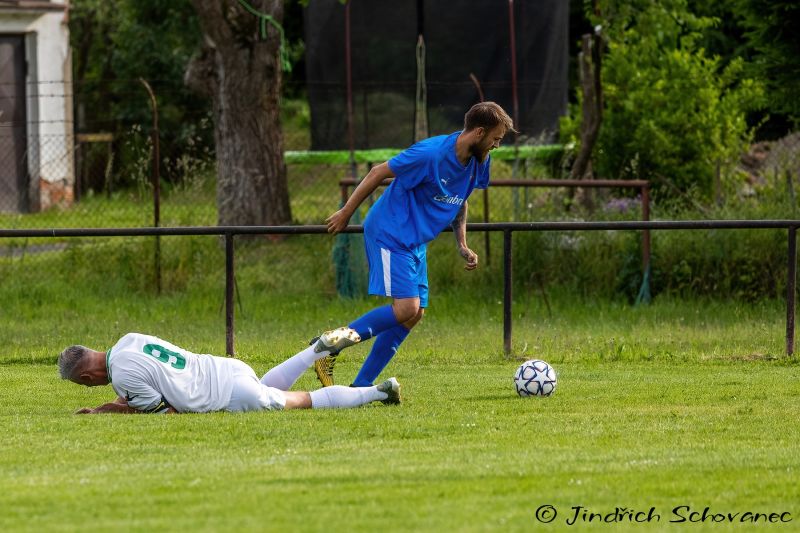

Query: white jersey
[[107, 333, 236, 413]]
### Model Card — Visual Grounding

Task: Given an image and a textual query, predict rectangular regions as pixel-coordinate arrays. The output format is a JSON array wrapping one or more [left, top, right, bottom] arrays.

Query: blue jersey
[[364, 131, 490, 250]]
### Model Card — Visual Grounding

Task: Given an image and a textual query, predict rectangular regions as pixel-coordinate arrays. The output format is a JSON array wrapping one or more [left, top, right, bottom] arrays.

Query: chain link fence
[[7, 88, 798, 229], [1, 81, 579, 229], [7, 127, 797, 228]]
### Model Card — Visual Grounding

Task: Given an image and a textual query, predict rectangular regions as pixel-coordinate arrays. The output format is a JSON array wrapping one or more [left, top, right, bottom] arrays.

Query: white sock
[[261, 344, 327, 390], [309, 385, 388, 409]]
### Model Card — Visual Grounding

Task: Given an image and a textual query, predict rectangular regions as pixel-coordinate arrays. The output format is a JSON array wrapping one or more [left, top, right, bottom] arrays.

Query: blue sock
[[351, 325, 410, 386], [348, 304, 400, 341]]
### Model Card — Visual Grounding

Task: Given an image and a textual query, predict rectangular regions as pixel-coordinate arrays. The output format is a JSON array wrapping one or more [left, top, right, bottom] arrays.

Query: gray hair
[[58, 345, 91, 380]]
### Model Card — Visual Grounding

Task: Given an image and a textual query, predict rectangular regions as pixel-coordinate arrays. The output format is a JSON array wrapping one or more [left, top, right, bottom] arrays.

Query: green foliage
[[502, 188, 794, 303], [736, 0, 800, 125], [562, 0, 765, 199], [70, 0, 213, 185], [70, 0, 312, 189], [652, 229, 785, 301], [689, 0, 749, 64], [631, 0, 799, 138]]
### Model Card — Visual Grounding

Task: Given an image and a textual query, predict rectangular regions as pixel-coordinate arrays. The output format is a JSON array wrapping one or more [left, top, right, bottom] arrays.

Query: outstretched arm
[[326, 162, 395, 234], [75, 401, 139, 415], [452, 201, 478, 271], [75, 396, 177, 415]]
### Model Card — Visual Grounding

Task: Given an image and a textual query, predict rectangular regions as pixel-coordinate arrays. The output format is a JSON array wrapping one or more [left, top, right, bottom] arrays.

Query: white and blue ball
[[514, 359, 557, 397]]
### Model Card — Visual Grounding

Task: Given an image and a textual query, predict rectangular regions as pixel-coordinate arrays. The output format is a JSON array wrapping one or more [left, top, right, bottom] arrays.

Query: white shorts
[[225, 359, 286, 412]]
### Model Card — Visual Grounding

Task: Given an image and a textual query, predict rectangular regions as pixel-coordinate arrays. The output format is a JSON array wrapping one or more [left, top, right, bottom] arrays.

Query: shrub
[[561, 0, 765, 200]]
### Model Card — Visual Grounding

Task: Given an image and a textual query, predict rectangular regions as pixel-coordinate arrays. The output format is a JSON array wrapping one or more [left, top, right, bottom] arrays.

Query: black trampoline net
[[304, 0, 569, 150]]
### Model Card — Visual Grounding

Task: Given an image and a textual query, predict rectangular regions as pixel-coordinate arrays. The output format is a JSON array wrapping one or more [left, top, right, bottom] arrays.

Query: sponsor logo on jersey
[[433, 194, 464, 206]]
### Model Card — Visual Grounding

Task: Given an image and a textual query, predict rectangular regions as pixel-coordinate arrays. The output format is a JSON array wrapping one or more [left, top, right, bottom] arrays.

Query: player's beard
[[469, 141, 491, 163]]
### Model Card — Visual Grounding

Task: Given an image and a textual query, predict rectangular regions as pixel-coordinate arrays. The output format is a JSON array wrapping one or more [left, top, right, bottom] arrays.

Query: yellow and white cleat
[[311, 327, 361, 387]]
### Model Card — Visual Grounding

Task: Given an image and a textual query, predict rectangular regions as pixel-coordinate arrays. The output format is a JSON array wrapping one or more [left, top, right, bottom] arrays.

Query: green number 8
[[143, 343, 187, 370]]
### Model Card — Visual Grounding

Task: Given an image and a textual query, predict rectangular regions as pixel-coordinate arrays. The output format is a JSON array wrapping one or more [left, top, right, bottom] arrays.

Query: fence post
[[74, 138, 82, 203], [642, 182, 651, 270], [483, 188, 490, 265], [504, 229, 513, 355], [787, 226, 797, 356], [226, 233, 235, 356]]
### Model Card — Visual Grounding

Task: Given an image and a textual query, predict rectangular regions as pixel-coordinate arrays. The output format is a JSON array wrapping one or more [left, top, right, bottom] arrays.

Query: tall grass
[[0, 229, 789, 366]]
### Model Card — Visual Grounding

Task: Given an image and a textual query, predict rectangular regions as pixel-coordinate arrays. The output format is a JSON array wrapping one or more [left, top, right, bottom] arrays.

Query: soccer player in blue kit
[[316, 102, 515, 387]]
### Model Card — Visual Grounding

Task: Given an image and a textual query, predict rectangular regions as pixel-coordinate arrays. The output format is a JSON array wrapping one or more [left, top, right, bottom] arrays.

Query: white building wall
[[0, 1, 72, 210]]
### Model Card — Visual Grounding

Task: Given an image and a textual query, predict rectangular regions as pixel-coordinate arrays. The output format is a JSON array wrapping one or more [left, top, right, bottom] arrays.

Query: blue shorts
[[364, 238, 429, 308]]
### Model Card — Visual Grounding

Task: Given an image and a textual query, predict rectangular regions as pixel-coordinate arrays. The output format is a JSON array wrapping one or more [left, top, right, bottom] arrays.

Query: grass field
[[1, 280, 798, 531], [1, 194, 797, 531]]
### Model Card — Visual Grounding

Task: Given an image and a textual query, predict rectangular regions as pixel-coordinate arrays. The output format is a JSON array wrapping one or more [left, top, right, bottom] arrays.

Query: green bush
[[504, 224, 787, 304], [561, 0, 765, 200]]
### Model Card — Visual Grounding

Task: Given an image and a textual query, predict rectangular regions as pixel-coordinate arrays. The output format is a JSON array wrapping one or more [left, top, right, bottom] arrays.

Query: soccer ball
[[514, 359, 557, 397]]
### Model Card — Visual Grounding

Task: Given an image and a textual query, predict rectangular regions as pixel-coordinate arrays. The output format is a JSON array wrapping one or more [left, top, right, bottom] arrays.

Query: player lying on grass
[[58, 327, 399, 414], [318, 101, 515, 388]]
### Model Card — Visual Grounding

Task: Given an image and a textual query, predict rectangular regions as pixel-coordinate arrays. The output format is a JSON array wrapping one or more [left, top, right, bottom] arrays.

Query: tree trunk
[[186, 0, 291, 226], [570, 32, 603, 182]]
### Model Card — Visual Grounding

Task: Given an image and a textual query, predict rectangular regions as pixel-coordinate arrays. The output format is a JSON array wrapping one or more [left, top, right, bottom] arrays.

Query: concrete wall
[[0, 1, 73, 211]]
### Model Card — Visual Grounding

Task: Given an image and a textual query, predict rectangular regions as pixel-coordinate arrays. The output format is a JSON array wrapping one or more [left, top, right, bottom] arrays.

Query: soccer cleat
[[314, 355, 336, 387], [312, 327, 361, 355], [376, 377, 401, 405], [311, 327, 361, 387]]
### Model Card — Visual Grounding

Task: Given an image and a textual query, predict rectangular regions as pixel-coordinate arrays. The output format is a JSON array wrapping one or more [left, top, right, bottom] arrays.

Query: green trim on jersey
[[105, 349, 112, 382]]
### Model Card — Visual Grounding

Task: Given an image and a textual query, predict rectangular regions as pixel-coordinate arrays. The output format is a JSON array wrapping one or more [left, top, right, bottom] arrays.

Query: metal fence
[[341, 176, 653, 268], [1, 220, 797, 356]]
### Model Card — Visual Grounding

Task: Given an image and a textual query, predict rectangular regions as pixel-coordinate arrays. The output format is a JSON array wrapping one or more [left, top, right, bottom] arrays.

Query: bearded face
[[469, 125, 507, 162]]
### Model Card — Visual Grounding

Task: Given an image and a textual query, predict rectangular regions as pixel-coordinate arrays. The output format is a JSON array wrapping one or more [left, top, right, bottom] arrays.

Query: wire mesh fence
[[2, 123, 643, 229], [7, 133, 798, 231], [9, 128, 798, 230], [0, 80, 649, 227], [13, 80, 800, 230]]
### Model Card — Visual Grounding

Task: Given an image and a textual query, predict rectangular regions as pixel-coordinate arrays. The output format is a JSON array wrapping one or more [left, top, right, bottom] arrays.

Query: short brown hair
[[463, 102, 517, 134]]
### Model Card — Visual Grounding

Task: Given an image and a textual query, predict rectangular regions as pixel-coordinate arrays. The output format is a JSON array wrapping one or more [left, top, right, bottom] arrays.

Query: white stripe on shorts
[[381, 247, 392, 296]]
